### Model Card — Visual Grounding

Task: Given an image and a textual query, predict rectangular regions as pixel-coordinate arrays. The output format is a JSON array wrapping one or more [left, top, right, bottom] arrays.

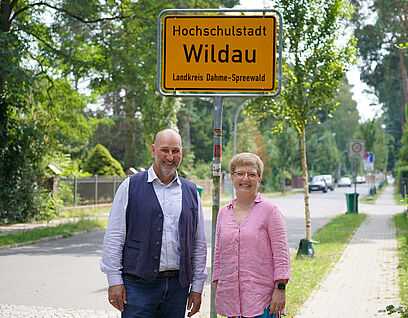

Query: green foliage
[[0, 101, 49, 224], [262, 126, 300, 192], [400, 128, 408, 166], [307, 132, 339, 175], [83, 144, 126, 176], [248, 0, 356, 131], [396, 166, 408, 188], [222, 115, 260, 172], [191, 160, 212, 180], [353, 0, 408, 171], [394, 212, 408, 314], [178, 151, 195, 178]]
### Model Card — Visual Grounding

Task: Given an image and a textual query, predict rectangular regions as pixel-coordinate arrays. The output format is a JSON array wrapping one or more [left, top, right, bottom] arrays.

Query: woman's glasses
[[234, 171, 259, 180]]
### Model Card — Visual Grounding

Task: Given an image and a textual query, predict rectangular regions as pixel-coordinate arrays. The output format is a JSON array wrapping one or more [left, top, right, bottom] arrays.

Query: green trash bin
[[345, 193, 359, 213], [196, 185, 203, 197]]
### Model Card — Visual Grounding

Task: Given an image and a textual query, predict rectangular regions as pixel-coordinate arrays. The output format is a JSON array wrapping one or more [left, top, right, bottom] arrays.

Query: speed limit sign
[[348, 139, 366, 159]]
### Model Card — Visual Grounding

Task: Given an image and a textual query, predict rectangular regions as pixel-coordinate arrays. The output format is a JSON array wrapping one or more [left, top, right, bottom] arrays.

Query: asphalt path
[[0, 184, 370, 313]]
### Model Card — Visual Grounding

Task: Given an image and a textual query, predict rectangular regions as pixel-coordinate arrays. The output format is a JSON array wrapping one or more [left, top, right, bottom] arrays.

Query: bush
[[83, 144, 126, 176], [396, 166, 408, 188], [191, 160, 212, 179]]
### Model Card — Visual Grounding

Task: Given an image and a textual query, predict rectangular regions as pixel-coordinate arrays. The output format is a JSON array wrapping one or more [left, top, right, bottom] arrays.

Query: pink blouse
[[212, 193, 291, 317]]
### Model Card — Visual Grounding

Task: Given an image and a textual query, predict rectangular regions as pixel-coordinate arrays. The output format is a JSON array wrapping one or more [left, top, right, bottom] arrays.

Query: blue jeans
[[122, 273, 189, 318]]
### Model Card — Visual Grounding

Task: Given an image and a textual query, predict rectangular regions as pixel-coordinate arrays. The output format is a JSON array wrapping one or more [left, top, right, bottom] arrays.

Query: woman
[[213, 153, 291, 318]]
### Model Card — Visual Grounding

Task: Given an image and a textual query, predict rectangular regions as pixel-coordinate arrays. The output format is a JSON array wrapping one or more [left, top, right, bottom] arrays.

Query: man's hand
[[108, 284, 127, 312], [187, 291, 201, 317], [269, 289, 286, 314]]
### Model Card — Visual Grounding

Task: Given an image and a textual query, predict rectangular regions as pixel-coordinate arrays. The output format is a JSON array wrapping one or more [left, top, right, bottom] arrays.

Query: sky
[[235, 0, 383, 122]]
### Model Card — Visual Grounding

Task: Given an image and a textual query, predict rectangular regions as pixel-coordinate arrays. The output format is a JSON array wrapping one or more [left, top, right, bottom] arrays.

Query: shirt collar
[[147, 165, 181, 185], [227, 192, 263, 208]]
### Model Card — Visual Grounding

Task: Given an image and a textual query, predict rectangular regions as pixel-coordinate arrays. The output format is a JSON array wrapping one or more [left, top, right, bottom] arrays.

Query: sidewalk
[[294, 181, 402, 317]]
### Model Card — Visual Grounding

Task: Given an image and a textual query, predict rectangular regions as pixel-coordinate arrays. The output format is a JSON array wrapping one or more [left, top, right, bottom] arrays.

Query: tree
[[262, 125, 299, 192], [316, 79, 360, 176], [83, 144, 126, 176], [0, 1, 110, 222], [247, 0, 356, 246], [307, 132, 339, 176], [58, 0, 239, 169], [353, 0, 408, 170]]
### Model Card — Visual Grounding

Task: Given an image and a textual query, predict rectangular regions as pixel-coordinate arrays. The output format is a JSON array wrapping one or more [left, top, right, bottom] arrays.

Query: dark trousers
[[122, 272, 189, 318]]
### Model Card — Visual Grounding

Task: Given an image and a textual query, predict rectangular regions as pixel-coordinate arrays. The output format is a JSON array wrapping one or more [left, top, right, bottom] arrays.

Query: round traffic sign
[[351, 142, 363, 154]]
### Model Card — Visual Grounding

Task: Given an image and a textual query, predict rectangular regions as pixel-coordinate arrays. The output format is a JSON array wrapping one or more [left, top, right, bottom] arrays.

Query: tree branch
[[10, 0, 18, 11], [9, 2, 130, 26]]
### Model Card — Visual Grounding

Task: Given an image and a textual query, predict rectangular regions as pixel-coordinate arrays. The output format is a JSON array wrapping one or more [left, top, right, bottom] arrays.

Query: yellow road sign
[[162, 15, 277, 92]]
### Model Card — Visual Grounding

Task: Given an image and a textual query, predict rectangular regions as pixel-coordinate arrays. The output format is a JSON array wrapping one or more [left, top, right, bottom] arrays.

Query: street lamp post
[[233, 100, 249, 157], [232, 100, 249, 198]]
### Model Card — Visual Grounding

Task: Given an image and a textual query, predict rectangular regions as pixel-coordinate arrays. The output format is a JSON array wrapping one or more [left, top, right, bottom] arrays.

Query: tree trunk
[[281, 166, 285, 192], [124, 92, 144, 169], [300, 123, 311, 241], [398, 48, 408, 130]]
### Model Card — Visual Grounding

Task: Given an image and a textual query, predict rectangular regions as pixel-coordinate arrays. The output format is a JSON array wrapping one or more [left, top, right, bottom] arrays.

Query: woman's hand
[[269, 288, 286, 314]]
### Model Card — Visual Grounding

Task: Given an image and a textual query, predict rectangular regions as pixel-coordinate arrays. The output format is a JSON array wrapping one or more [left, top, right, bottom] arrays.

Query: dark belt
[[157, 270, 179, 278]]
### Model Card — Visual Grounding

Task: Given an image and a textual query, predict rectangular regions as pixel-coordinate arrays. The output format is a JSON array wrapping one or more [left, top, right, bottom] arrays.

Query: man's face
[[152, 132, 183, 180]]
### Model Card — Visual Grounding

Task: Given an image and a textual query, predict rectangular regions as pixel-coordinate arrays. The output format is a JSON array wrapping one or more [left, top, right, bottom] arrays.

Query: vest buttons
[[154, 256, 159, 260], [154, 269, 158, 273], [159, 213, 163, 218], [158, 228, 162, 232], [156, 241, 160, 246]]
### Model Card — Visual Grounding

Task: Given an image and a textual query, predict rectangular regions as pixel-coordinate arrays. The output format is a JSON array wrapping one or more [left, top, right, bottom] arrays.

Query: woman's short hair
[[230, 152, 264, 178]]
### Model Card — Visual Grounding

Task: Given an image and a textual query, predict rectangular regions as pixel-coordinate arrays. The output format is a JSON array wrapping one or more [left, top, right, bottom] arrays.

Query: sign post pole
[[211, 96, 223, 318]]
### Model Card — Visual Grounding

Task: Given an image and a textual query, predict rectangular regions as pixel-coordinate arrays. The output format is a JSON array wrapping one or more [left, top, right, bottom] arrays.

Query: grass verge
[[0, 218, 108, 247], [286, 213, 367, 317], [59, 205, 111, 218], [395, 213, 408, 304]]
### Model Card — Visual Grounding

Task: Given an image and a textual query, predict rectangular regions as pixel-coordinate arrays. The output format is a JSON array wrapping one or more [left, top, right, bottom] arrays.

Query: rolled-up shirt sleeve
[[100, 177, 128, 286], [191, 192, 208, 293]]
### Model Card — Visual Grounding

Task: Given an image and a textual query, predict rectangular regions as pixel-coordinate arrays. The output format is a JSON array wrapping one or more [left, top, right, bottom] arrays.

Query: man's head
[[151, 129, 183, 184]]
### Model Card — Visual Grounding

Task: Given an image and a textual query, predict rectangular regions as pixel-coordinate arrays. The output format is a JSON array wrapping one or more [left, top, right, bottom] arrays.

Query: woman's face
[[231, 165, 261, 197]]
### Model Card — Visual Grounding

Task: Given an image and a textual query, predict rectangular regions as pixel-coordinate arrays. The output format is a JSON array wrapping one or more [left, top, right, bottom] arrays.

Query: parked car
[[308, 175, 328, 193], [338, 177, 352, 187], [355, 175, 366, 184], [321, 174, 335, 191]]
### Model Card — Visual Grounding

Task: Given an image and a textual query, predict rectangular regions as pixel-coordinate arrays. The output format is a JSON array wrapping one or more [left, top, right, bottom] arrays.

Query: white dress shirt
[[100, 166, 208, 293]]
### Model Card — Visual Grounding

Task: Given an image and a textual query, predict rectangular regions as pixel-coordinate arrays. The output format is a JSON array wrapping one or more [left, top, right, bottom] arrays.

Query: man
[[100, 128, 207, 318]]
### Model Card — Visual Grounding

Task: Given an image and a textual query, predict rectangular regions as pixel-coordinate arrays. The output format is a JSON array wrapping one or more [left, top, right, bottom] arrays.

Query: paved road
[[0, 184, 370, 317]]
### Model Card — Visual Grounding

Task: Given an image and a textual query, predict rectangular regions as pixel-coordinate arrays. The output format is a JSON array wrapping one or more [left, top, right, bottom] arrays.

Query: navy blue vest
[[122, 171, 198, 288]]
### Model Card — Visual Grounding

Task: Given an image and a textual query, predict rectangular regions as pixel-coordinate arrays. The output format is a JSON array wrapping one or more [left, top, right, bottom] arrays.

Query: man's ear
[[151, 144, 155, 158]]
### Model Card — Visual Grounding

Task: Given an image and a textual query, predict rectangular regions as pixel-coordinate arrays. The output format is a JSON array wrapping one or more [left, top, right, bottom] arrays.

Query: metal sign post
[[348, 139, 366, 213], [211, 96, 223, 318]]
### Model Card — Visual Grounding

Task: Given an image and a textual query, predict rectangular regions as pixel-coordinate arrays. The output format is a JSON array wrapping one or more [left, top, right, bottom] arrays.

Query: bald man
[[101, 129, 207, 318]]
